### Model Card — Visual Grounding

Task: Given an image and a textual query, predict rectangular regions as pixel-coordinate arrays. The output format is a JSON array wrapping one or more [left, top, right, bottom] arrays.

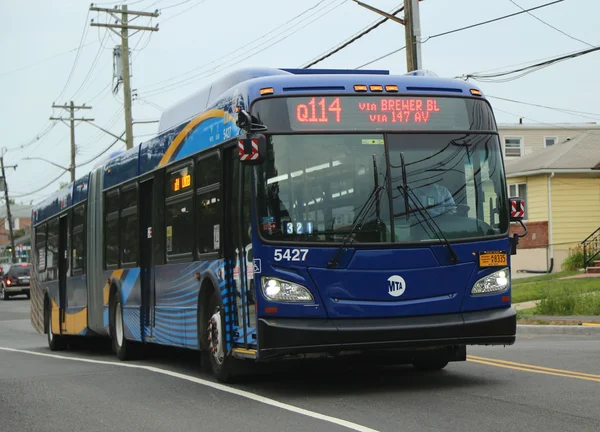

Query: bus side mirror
[[509, 197, 528, 255], [238, 134, 266, 165]]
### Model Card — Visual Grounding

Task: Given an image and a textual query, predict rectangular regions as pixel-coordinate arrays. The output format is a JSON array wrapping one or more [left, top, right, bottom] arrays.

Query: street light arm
[[24, 157, 71, 172], [352, 0, 405, 25], [85, 121, 128, 143]]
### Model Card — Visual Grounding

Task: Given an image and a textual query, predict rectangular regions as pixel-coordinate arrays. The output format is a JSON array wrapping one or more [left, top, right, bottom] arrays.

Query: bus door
[[226, 148, 256, 349], [139, 179, 155, 341], [58, 214, 68, 333]]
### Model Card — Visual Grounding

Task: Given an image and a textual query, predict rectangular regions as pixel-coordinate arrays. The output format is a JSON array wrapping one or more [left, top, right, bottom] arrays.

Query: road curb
[[517, 324, 600, 336]]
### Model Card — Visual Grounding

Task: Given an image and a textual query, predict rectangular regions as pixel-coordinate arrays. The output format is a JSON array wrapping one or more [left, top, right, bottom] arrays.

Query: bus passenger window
[[104, 191, 119, 268], [165, 196, 193, 256], [120, 186, 138, 266], [166, 163, 194, 259], [196, 154, 221, 255], [71, 204, 86, 274]]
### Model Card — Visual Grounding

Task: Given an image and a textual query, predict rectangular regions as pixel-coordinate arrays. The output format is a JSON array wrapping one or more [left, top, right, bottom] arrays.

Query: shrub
[[536, 287, 600, 315], [561, 245, 585, 271]]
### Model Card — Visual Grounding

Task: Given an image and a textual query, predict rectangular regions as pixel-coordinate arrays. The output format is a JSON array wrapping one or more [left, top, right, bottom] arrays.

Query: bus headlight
[[471, 268, 510, 295], [261, 277, 314, 303]]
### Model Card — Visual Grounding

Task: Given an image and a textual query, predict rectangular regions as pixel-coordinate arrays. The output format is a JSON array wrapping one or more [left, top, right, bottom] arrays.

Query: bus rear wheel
[[110, 292, 139, 361], [203, 291, 238, 383], [46, 303, 66, 351]]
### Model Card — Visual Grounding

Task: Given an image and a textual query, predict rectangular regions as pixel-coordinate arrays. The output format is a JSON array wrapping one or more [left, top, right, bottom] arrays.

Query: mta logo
[[387, 275, 406, 297]]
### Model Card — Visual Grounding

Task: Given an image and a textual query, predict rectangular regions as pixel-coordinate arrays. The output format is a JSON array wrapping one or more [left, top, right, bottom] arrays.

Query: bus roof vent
[[280, 68, 389, 76], [404, 69, 439, 77]]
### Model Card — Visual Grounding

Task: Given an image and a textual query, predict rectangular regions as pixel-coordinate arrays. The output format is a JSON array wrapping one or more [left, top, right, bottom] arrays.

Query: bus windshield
[[255, 133, 509, 244]]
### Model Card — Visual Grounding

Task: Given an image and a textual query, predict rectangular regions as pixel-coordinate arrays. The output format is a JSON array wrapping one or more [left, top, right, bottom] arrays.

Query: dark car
[[0, 263, 31, 300]]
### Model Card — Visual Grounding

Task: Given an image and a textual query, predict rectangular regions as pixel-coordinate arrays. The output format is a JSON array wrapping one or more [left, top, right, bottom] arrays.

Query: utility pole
[[0, 148, 17, 264], [90, 4, 160, 150], [353, 0, 423, 72], [50, 102, 93, 182], [404, 0, 422, 71]]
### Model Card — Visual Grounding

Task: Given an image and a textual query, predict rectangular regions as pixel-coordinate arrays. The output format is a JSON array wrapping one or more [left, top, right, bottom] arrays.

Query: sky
[[1, 0, 599, 204]]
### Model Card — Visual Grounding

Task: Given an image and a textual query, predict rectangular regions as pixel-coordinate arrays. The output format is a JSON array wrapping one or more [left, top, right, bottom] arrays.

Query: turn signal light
[[354, 85, 368, 92], [369, 85, 383, 92], [260, 87, 274, 95], [385, 85, 399, 92], [470, 89, 483, 96]]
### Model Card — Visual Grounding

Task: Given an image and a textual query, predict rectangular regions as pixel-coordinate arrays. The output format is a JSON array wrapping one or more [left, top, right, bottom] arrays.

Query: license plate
[[479, 251, 507, 267]]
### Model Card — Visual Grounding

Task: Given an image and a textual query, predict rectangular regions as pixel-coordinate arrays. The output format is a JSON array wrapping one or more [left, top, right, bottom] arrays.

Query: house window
[[504, 137, 523, 157], [544, 136, 557, 147], [509, 183, 528, 220]]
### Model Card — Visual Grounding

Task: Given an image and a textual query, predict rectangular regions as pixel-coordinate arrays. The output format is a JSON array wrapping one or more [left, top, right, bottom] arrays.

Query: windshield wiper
[[396, 153, 458, 264], [327, 183, 384, 269]]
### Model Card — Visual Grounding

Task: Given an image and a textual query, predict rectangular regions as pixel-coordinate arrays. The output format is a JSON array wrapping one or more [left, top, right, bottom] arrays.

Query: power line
[[301, 4, 404, 68], [159, 0, 195, 10], [508, 0, 593, 47], [0, 41, 99, 78], [464, 45, 600, 82], [487, 94, 600, 120], [140, 0, 332, 93], [140, 0, 348, 97], [11, 171, 68, 199], [159, 0, 210, 24], [54, 10, 91, 103], [78, 132, 126, 167], [355, 0, 566, 69], [357, 46, 405, 69]]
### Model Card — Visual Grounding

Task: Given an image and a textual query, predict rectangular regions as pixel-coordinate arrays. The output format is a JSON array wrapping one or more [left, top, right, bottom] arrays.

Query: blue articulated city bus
[[30, 67, 528, 382]]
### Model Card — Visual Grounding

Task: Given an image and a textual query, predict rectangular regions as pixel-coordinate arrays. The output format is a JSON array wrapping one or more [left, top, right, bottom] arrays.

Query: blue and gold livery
[[30, 66, 520, 382]]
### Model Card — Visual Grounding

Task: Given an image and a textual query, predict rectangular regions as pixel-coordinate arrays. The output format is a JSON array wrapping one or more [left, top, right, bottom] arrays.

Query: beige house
[[504, 132, 600, 275], [498, 122, 600, 159]]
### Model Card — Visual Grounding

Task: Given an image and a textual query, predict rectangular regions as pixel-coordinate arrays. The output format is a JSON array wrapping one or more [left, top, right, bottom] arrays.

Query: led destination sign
[[283, 96, 480, 131]]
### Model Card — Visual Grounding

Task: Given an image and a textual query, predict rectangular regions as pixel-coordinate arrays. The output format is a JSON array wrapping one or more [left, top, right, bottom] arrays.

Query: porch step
[[587, 266, 600, 274]]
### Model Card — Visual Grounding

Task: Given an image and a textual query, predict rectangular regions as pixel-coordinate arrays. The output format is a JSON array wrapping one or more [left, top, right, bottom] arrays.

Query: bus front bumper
[[257, 307, 516, 358]]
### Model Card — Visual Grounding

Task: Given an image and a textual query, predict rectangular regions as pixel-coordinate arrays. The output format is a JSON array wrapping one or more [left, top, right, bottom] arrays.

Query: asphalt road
[[1, 297, 599, 432]]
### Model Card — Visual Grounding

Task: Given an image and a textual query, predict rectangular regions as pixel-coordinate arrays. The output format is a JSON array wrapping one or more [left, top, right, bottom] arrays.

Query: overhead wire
[[486, 95, 600, 121], [140, 0, 332, 93], [54, 10, 92, 103], [508, 0, 593, 47], [140, 0, 348, 97], [464, 45, 600, 82], [354, 0, 566, 69], [301, 4, 404, 68], [159, 0, 210, 24], [11, 172, 68, 199]]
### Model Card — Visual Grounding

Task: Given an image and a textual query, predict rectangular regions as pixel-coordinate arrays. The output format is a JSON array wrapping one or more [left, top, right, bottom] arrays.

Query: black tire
[[412, 357, 449, 371], [47, 303, 67, 351], [0, 285, 9, 301], [203, 291, 238, 383], [110, 292, 139, 361]]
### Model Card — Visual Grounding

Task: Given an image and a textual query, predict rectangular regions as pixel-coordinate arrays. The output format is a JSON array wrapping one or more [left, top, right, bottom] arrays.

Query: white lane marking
[[0, 347, 379, 432]]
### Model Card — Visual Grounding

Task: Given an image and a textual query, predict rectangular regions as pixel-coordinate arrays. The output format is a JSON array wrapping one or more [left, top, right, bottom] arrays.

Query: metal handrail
[[582, 227, 600, 269]]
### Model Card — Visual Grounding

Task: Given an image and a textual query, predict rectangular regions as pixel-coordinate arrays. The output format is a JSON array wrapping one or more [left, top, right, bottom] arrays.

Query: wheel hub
[[207, 309, 224, 364]]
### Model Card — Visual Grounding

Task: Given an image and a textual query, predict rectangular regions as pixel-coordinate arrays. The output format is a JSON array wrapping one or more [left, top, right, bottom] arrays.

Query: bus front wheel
[[203, 291, 238, 383], [412, 357, 449, 371]]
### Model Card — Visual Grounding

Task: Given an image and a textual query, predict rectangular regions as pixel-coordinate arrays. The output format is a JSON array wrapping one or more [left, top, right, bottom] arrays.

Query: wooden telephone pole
[[0, 148, 17, 263], [353, 0, 423, 71], [50, 102, 94, 182], [90, 4, 159, 150]]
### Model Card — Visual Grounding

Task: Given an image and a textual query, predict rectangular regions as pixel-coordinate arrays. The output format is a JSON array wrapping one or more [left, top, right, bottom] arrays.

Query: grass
[[511, 273, 600, 304], [536, 289, 600, 316], [512, 271, 579, 286]]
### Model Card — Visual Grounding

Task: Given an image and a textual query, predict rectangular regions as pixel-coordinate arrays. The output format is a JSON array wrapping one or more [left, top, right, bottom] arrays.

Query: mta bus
[[30, 67, 528, 382]]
